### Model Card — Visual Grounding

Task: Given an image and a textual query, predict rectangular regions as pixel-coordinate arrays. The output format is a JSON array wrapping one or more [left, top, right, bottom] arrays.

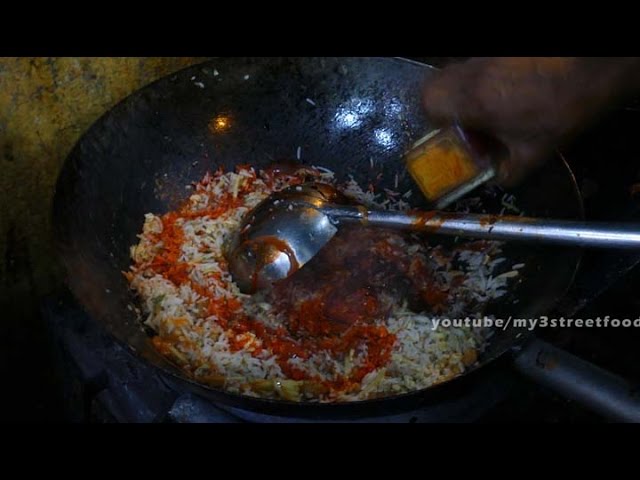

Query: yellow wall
[[0, 57, 208, 303]]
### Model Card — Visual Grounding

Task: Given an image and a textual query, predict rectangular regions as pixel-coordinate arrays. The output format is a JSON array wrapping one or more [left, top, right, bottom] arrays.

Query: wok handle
[[512, 337, 640, 422]]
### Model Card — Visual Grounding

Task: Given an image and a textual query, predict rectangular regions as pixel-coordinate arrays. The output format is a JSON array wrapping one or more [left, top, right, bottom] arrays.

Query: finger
[[422, 61, 494, 130], [422, 65, 467, 121], [496, 140, 551, 188]]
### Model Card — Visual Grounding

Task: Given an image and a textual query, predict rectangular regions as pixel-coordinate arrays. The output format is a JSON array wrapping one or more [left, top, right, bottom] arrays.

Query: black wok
[[53, 57, 640, 421]]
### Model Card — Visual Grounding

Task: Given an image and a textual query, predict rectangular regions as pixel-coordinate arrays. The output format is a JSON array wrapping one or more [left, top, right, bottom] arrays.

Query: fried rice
[[125, 165, 521, 402]]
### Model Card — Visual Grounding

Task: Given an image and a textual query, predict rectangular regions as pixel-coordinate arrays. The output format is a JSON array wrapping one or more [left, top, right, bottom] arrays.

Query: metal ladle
[[227, 182, 640, 293]]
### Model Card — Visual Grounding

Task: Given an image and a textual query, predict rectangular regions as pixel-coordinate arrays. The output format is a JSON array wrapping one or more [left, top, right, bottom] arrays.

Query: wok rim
[[52, 56, 585, 419]]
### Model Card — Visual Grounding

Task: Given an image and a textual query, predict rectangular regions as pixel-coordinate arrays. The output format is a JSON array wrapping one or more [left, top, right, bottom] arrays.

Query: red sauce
[[148, 212, 191, 285], [478, 214, 499, 228], [240, 226, 455, 390], [410, 210, 439, 229], [224, 310, 396, 390], [357, 206, 369, 225], [140, 165, 497, 397], [260, 161, 324, 188]]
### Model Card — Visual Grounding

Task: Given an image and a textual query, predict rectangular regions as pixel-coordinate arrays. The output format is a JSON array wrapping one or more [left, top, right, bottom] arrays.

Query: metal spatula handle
[[322, 206, 640, 249]]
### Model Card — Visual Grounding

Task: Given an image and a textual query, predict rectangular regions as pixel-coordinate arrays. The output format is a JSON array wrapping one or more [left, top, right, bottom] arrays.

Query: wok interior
[[54, 57, 583, 408]]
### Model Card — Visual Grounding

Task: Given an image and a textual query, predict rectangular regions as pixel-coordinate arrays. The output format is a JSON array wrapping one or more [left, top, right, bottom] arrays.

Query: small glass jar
[[405, 124, 499, 209]]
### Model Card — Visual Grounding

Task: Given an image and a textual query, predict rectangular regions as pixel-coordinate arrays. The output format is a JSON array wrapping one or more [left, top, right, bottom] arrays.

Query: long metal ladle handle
[[320, 206, 640, 248]]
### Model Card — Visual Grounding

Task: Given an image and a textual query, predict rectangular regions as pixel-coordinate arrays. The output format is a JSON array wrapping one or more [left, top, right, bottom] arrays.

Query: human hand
[[423, 57, 639, 186]]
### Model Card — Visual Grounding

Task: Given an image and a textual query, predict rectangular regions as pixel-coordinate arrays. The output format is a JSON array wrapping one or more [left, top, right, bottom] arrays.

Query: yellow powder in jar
[[406, 137, 479, 201]]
